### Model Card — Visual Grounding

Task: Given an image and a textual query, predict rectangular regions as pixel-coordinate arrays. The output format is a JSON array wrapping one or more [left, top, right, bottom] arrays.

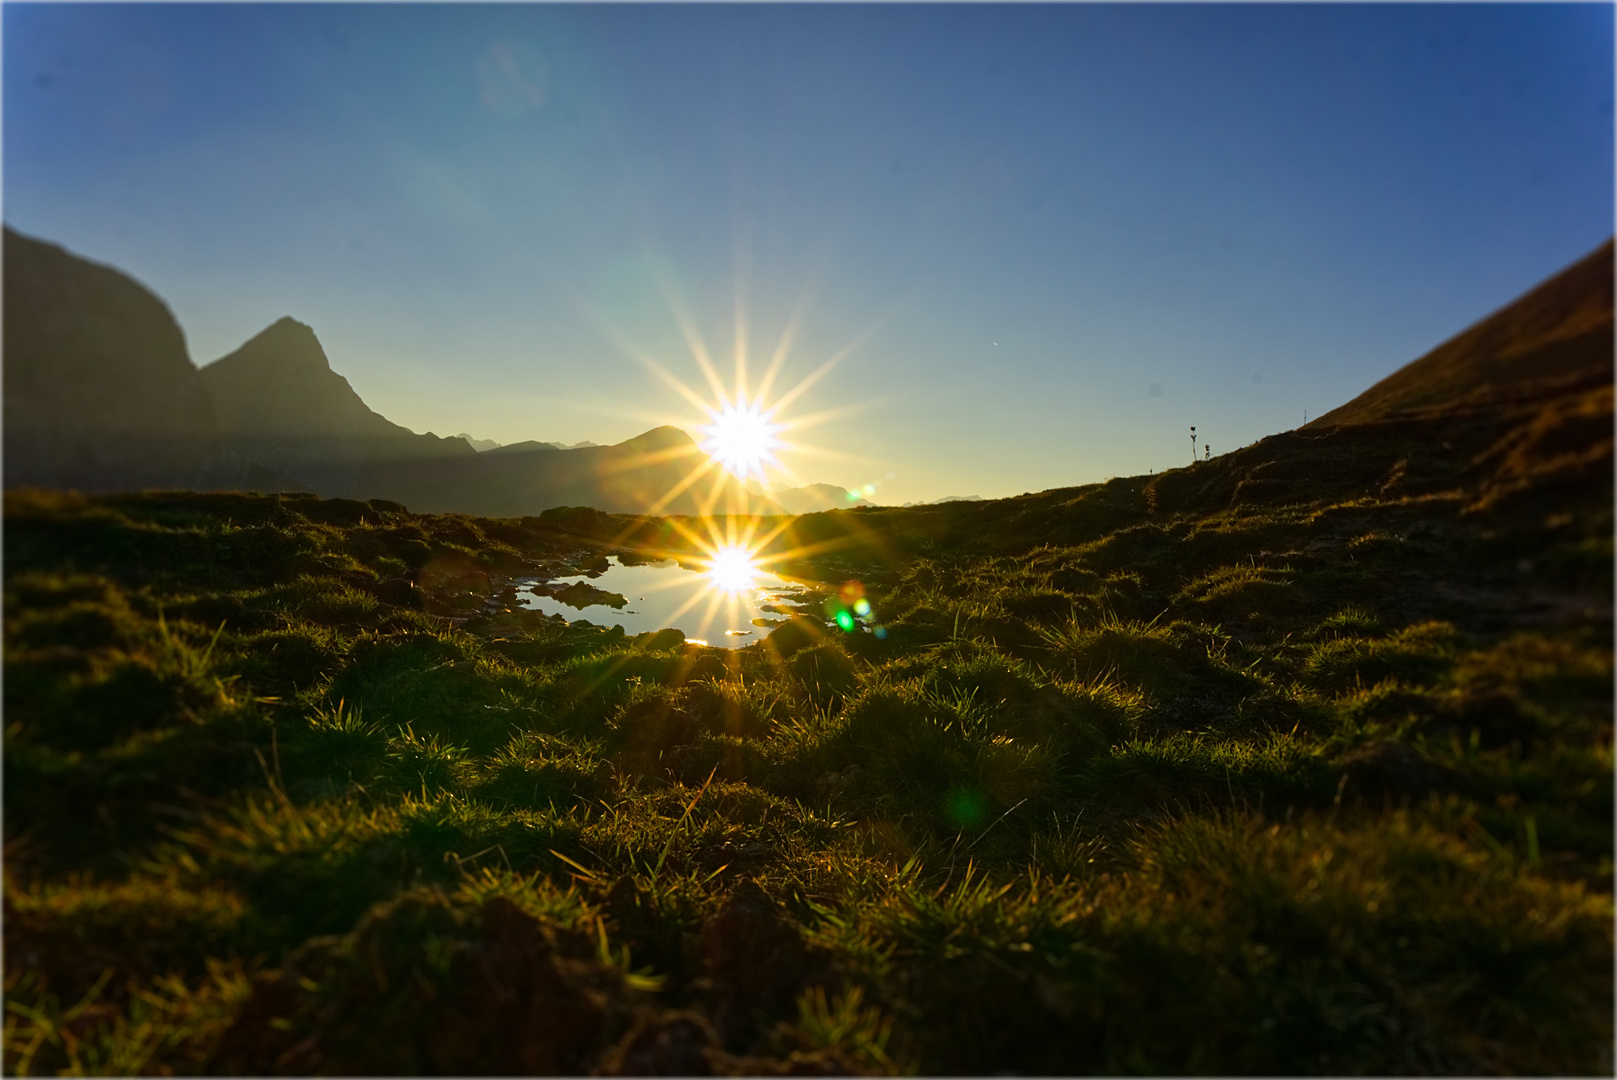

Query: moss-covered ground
[[4, 450, 1611, 1074]]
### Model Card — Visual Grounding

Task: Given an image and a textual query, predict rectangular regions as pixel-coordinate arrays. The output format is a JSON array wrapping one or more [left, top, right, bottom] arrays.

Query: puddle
[[515, 556, 813, 648]]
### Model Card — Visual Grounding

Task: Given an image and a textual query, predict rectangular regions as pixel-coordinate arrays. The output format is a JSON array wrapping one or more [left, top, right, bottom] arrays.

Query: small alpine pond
[[516, 555, 812, 648]]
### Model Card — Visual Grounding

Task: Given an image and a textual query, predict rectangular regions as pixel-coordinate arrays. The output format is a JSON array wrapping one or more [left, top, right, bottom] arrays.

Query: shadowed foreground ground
[[4, 402, 1610, 1075]]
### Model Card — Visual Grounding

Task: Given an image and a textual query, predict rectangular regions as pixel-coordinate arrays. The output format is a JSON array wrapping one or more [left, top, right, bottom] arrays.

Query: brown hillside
[[724, 239, 1614, 612], [1312, 240, 1613, 427]]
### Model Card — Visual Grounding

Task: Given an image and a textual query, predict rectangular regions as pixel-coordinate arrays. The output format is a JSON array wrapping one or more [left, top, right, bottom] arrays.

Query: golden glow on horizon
[[530, 259, 916, 704], [568, 248, 913, 539], [588, 266, 888, 516], [582, 325, 890, 650]]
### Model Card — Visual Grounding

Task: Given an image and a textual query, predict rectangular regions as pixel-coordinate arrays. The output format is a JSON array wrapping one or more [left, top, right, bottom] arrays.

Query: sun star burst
[[700, 397, 782, 481], [705, 544, 761, 592]]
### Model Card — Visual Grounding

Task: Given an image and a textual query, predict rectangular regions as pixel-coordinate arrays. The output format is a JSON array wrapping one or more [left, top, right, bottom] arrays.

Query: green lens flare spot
[[943, 787, 988, 830], [834, 610, 856, 632]]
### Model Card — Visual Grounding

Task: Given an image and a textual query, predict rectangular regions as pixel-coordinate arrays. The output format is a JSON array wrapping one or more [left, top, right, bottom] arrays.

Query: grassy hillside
[[5, 397, 1611, 1074]]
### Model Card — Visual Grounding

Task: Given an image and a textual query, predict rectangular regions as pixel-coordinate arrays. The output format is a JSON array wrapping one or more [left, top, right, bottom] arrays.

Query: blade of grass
[[654, 766, 717, 877]]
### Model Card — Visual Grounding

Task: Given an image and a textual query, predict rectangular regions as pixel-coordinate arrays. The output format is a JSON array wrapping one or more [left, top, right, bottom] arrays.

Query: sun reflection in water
[[705, 544, 761, 593]]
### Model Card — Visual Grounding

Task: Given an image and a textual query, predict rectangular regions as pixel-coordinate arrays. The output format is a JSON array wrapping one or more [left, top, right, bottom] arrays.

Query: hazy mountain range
[[744, 480, 876, 514], [454, 433, 503, 453], [3, 227, 795, 517], [457, 436, 603, 453], [902, 494, 985, 506]]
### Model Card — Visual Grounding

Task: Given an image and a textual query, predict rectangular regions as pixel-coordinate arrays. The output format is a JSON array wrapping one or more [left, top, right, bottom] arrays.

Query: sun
[[700, 396, 782, 481], [705, 544, 761, 592], [591, 258, 890, 517]]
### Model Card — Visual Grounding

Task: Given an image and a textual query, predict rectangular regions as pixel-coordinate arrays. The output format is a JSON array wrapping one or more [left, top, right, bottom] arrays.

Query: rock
[[638, 628, 687, 651], [764, 616, 833, 659], [551, 580, 629, 610]]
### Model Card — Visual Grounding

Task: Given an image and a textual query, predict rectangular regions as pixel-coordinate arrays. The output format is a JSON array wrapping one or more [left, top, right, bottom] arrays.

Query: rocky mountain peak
[[210, 315, 332, 375], [621, 425, 701, 451]]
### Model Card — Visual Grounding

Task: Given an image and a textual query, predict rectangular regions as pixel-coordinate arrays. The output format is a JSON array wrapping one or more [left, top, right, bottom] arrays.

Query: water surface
[[516, 556, 811, 648]]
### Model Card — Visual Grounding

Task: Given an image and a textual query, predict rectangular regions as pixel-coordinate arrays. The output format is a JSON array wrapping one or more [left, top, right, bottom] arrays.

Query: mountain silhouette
[[2, 227, 783, 516], [3, 226, 220, 491], [454, 424, 784, 518], [761, 236, 1611, 577], [198, 318, 781, 516], [201, 316, 475, 498]]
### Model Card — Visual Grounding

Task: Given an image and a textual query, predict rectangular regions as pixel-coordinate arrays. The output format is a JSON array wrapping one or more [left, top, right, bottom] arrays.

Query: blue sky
[[6, 3, 1612, 503]]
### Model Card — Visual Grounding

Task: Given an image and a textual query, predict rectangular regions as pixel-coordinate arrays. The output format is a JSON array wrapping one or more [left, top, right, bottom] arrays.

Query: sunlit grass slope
[[4, 436, 1610, 1076]]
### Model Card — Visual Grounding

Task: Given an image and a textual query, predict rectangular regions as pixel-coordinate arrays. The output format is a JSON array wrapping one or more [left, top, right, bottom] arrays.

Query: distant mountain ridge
[[461, 437, 604, 453], [2, 226, 782, 517], [765, 483, 874, 514], [902, 494, 984, 506], [486, 439, 602, 455], [428, 425, 784, 518]]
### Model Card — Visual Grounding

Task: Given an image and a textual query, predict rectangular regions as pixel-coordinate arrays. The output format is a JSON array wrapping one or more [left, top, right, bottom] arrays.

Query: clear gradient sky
[[5, 3, 1612, 504]]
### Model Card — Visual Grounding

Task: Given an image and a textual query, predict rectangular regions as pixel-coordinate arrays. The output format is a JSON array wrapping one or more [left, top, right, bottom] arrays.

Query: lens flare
[[700, 396, 782, 480], [706, 545, 761, 593]]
